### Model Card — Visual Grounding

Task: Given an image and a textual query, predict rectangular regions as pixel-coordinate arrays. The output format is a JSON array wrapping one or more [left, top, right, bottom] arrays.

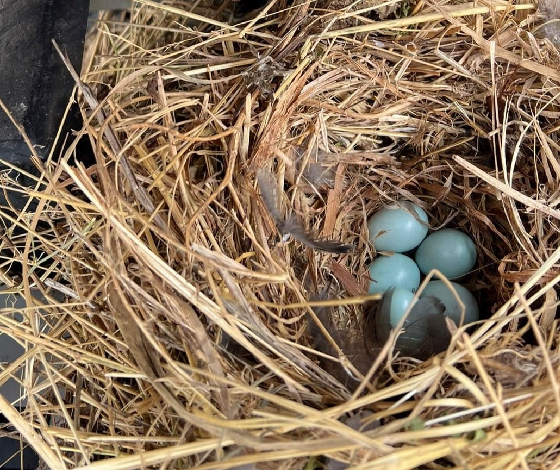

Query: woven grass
[[1, 0, 560, 468]]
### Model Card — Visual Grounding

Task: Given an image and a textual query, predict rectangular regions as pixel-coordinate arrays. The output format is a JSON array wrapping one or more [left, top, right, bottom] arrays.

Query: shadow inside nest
[[0, 103, 96, 283]]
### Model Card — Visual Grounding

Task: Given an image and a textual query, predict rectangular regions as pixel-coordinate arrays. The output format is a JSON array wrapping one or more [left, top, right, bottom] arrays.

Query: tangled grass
[[0, 0, 560, 468]]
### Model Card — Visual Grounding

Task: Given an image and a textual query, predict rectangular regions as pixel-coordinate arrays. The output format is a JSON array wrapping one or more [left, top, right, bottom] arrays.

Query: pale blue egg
[[415, 228, 477, 279], [421, 281, 479, 325], [367, 201, 429, 252], [376, 288, 430, 354], [368, 253, 420, 295], [376, 288, 415, 344], [386, 288, 416, 327]]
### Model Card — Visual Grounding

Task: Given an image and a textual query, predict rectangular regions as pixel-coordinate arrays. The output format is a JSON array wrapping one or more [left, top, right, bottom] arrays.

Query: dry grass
[[1, 0, 560, 468]]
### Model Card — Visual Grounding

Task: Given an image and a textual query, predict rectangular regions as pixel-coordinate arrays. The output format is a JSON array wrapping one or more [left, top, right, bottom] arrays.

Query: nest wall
[[0, 1, 559, 469]]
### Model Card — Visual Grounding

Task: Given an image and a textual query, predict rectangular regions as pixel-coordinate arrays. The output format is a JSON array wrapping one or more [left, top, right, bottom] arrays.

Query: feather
[[376, 289, 451, 359], [283, 215, 353, 253], [292, 145, 336, 187], [256, 169, 286, 231], [257, 169, 353, 253]]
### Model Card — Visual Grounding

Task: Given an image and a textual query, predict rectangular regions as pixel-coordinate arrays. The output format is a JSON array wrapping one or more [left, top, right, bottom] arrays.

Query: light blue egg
[[421, 281, 479, 325], [376, 288, 431, 354], [415, 228, 477, 279], [368, 253, 420, 295], [386, 288, 416, 327], [367, 201, 429, 252], [376, 288, 416, 343]]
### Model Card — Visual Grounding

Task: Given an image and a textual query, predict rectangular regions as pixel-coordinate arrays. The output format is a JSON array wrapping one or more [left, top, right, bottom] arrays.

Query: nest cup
[[0, 1, 559, 469]]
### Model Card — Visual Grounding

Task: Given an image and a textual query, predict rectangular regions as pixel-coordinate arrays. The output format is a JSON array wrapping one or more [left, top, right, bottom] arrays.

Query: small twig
[[43, 278, 99, 310]]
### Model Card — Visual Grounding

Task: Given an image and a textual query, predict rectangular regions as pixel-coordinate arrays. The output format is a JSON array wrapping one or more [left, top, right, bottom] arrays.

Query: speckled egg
[[368, 253, 420, 295], [415, 228, 477, 279], [421, 281, 479, 326], [367, 201, 429, 253]]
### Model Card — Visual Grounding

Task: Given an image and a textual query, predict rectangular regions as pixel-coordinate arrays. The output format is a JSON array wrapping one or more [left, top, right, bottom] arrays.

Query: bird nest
[[0, 0, 559, 469]]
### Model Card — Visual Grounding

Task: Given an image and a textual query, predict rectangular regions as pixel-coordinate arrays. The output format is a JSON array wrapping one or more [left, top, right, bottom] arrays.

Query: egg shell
[[420, 281, 479, 325], [415, 228, 477, 279], [367, 201, 429, 252], [368, 253, 421, 295]]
